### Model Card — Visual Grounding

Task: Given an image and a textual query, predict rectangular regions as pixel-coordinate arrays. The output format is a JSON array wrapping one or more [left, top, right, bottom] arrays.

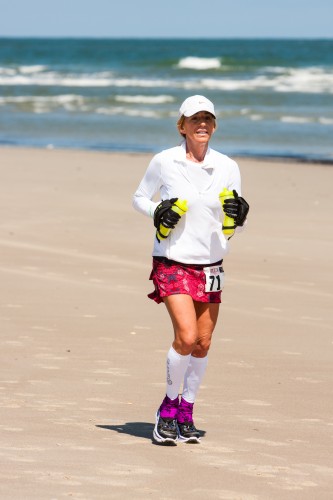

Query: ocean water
[[0, 38, 332, 161]]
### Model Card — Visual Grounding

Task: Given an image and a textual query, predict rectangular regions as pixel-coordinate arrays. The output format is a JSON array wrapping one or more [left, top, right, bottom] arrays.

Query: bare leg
[[164, 294, 199, 355], [163, 295, 220, 356], [192, 301, 220, 357], [155, 295, 221, 443]]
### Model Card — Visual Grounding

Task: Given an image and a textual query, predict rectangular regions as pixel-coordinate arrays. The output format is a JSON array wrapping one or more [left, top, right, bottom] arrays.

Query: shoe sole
[[177, 435, 201, 444], [177, 423, 201, 444], [153, 411, 177, 446]]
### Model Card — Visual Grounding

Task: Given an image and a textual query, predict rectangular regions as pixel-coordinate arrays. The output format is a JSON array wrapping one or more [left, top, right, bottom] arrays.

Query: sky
[[0, 0, 332, 39]]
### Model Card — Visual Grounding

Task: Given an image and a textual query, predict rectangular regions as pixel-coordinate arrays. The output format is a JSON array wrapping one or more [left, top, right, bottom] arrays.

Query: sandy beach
[[1, 146, 332, 499]]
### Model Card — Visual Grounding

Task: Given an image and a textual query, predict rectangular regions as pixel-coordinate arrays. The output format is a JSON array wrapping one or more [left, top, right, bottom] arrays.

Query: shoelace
[[181, 422, 196, 431], [161, 418, 176, 429]]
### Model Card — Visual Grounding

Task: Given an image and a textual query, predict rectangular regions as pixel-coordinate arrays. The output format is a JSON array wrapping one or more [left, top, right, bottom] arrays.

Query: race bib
[[203, 265, 224, 293]]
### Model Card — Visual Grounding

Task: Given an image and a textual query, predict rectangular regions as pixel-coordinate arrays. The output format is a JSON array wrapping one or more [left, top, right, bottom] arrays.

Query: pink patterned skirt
[[148, 257, 223, 304]]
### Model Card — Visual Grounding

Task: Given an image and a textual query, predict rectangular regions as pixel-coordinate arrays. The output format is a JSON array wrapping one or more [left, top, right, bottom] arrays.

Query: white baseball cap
[[179, 95, 216, 118]]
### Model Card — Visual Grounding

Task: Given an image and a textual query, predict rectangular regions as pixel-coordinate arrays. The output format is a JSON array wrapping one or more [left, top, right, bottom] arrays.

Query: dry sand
[[0, 147, 332, 499]]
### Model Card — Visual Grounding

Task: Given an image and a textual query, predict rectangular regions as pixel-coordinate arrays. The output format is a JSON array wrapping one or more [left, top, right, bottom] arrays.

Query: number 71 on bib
[[203, 265, 224, 293]]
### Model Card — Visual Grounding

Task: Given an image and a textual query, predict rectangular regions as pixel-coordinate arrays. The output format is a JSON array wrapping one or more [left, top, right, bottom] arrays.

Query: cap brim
[[183, 107, 216, 118]]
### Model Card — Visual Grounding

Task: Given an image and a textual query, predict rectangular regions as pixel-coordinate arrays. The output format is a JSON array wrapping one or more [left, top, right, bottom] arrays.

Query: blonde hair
[[177, 115, 186, 138], [177, 114, 217, 138]]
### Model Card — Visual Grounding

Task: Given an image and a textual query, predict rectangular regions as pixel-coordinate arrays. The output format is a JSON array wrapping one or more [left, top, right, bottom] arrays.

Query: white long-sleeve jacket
[[132, 142, 242, 265]]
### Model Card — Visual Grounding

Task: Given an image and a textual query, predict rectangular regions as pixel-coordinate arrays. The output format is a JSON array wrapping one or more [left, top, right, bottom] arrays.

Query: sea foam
[[96, 107, 159, 118], [19, 65, 47, 74], [0, 94, 86, 113], [280, 116, 313, 124], [115, 95, 174, 104], [0, 65, 332, 95], [177, 57, 221, 70]]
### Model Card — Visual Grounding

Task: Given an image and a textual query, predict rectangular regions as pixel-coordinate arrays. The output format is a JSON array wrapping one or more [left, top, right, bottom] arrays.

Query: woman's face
[[180, 111, 216, 145]]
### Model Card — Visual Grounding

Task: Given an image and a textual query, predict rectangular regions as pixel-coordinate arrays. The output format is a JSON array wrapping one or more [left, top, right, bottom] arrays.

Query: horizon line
[[0, 35, 332, 41]]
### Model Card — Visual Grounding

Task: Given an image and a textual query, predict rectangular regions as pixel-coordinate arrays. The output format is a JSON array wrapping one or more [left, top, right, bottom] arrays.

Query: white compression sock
[[166, 346, 191, 400], [182, 355, 208, 403]]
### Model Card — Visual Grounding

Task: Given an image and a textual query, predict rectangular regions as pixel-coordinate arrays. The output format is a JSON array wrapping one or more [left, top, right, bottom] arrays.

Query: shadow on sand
[[96, 422, 206, 445], [96, 422, 154, 440]]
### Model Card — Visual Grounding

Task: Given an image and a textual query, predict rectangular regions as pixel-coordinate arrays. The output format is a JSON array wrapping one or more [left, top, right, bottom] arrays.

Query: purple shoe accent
[[177, 397, 194, 424], [159, 395, 179, 419]]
